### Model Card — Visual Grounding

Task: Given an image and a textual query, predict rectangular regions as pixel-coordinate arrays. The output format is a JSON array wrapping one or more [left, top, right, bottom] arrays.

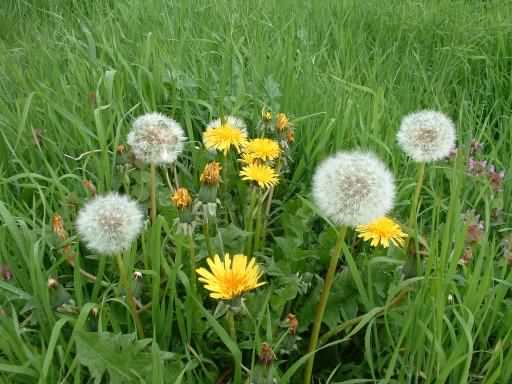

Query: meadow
[[1, 0, 512, 383]]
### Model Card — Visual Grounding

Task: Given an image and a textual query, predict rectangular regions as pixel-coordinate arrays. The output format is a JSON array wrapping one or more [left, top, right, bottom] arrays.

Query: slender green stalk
[[304, 226, 347, 384], [407, 162, 426, 240], [203, 205, 214, 256], [226, 310, 237, 342], [245, 186, 259, 255], [253, 191, 265, 253], [150, 163, 157, 223], [115, 253, 144, 338]]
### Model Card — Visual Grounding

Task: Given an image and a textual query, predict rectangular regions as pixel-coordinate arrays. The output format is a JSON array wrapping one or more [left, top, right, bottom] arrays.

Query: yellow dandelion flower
[[171, 187, 192, 209], [355, 216, 407, 248], [203, 118, 248, 154], [240, 163, 279, 189], [240, 152, 259, 165], [243, 138, 281, 162], [196, 253, 265, 300], [200, 161, 222, 185], [275, 113, 289, 132]]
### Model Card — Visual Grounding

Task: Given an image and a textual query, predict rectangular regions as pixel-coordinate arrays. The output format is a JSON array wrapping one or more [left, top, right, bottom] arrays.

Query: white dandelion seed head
[[397, 110, 456, 162], [76, 193, 144, 255], [312, 151, 395, 226], [127, 112, 186, 165], [206, 115, 247, 133]]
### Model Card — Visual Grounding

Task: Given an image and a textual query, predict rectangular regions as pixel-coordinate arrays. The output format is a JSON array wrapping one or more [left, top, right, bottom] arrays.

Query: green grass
[[1, 0, 512, 383]]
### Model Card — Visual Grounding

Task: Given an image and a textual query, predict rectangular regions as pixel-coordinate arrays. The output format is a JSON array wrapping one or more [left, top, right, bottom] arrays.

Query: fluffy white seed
[[206, 115, 247, 132], [397, 110, 456, 162], [312, 151, 395, 226], [127, 112, 186, 165], [76, 193, 144, 255]]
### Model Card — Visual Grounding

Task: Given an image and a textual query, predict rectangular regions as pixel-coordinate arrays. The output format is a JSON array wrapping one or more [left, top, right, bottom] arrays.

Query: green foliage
[[0, 0, 512, 383]]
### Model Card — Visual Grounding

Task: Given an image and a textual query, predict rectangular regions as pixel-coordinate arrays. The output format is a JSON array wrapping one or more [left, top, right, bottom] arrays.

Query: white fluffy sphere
[[127, 112, 186, 165], [397, 110, 456, 162], [312, 151, 395, 226], [76, 193, 144, 255], [206, 115, 247, 132]]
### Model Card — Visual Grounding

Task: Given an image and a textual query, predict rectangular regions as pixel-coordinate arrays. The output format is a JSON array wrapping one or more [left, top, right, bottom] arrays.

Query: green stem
[[304, 226, 347, 384], [150, 163, 157, 223], [115, 253, 144, 338], [203, 205, 214, 257], [253, 191, 265, 254], [407, 162, 426, 240], [189, 234, 196, 293], [226, 310, 237, 342], [245, 187, 258, 255], [91, 255, 107, 302]]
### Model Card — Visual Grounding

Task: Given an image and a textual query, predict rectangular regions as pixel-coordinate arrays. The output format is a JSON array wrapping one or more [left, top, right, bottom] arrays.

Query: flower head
[[171, 187, 192, 209], [200, 161, 222, 185], [127, 112, 186, 165], [240, 163, 279, 189], [397, 110, 456, 162], [76, 193, 144, 255], [203, 115, 248, 154], [275, 113, 289, 132], [242, 138, 281, 162], [312, 151, 395, 226], [196, 253, 265, 300], [262, 111, 272, 123], [355, 216, 407, 248]]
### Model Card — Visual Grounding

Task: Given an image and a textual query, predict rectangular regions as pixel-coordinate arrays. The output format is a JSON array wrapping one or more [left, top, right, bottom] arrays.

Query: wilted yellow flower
[[243, 138, 281, 162], [171, 187, 192, 209], [275, 113, 289, 132], [203, 117, 248, 154], [200, 161, 222, 185], [262, 111, 272, 123], [355, 216, 407, 248], [240, 164, 279, 189], [196, 253, 265, 300]]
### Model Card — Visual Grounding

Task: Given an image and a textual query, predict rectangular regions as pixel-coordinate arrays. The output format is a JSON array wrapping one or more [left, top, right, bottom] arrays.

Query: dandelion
[[275, 113, 289, 132], [76, 193, 144, 255], [240, 163, 279, 189], [262, 111, 272, 123], [397, 110, 456, 162], [200, 161, 222, 185], [242, 138, 281, 162], [127, 112, 186, 165], [196, 253, 265, 300], [203, 115, 248, 154], [171, 187, 192, 210], [355, 216, 407, 248], [306, 151, 395, 383], [312, 151, 395, 227]]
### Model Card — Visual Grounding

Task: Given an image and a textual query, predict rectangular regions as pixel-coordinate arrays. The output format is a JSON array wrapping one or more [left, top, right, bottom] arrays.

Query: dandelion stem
[[115, 253, 144, 338], [245, 187, 259, 256], [304, 225, 347, 384], [226, 310, 237, 342], [203, 206, 214, 256], [150, 163, 157, 223], [407, 162, 426, 244]]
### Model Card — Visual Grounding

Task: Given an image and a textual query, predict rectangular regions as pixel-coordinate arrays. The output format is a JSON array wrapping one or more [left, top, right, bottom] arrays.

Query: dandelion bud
[[116, 144, 126, 155], [200, 161, 222, 186], [76, 193, 144, 255], [52, 213, 68, 241], [275, 113, 289, 132], [262, 111, 272, 123], [127, 112, 186, 165], [287, 129, 295, 144], [259, 342, 275, 367], [0, 265, 12, 281], [83, 179, 97, 197], [133, 271, 143, 280], [287, 313, 298, 336], [171, 188, 192, 210], [397, 110, 456, 162], [47, 277, 59, 289]]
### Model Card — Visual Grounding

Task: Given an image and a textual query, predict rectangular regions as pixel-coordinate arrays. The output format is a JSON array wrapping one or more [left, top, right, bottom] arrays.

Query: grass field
[[1, 0, 512, 383]]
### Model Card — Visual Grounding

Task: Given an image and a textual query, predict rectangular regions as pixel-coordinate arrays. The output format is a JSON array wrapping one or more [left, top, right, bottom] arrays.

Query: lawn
[[1, 0, 511, 383]]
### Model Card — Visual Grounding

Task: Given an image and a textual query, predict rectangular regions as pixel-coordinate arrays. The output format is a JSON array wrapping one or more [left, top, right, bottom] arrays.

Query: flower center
[[143, 126, 178, 146], [342, 175, 371, 199], [415, 127, 438, 144], [97, 210, 124, 233]]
